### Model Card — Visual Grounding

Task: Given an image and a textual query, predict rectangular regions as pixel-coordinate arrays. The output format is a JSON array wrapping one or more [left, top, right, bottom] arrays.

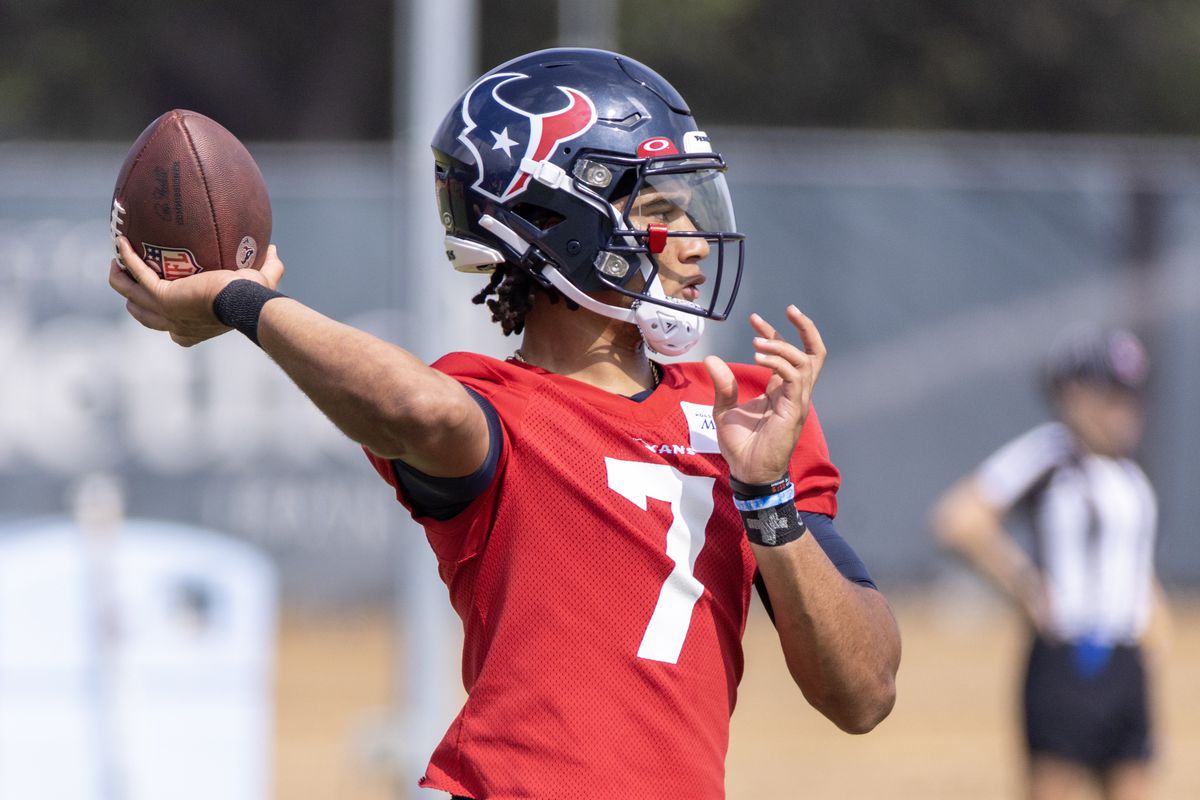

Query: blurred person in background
[[109, 48, 900, 799], [933, 326, 1169, 800]]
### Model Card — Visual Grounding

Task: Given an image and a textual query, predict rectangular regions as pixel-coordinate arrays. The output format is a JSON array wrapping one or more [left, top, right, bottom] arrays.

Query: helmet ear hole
[[511, 203, 565, 231]]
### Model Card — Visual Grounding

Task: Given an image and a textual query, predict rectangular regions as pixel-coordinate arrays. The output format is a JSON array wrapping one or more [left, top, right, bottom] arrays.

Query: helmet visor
[[609, 161, 744, 320], [630, 166, 738, 235]]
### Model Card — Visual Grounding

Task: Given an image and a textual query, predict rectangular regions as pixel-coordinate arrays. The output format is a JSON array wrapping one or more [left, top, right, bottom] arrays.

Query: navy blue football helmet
[[431, 48, 745, 355]]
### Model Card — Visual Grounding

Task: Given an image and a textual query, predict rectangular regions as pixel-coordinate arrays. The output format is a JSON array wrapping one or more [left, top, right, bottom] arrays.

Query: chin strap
[[540, 263, 705, 357]]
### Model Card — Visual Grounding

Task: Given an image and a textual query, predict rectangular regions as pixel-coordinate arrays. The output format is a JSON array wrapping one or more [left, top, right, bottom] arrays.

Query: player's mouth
[[680, 275, 706, 302]]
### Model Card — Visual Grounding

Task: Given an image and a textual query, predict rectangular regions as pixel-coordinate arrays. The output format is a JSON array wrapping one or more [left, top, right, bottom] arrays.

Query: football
[[111, 109, 271, 279]]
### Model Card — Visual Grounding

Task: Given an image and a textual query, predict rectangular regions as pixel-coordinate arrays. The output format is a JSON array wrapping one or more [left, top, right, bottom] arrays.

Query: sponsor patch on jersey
[[142, 243, 204, 279], [636, 136, 679, 157], [680, 401, 720, 453], [683, 131, 713, 154]]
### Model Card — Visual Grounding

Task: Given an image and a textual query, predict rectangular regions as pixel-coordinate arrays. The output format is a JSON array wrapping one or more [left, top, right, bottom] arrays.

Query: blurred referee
[[933, 326, 1170, 800]]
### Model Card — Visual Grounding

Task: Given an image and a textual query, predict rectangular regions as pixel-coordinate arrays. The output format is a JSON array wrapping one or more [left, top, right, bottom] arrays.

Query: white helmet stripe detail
[[541, 265, 636, 323], [479, 214, 531, 256]]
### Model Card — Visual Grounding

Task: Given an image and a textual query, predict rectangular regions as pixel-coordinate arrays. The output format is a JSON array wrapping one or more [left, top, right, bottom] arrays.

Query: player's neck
[[519, 300, 658, 395]]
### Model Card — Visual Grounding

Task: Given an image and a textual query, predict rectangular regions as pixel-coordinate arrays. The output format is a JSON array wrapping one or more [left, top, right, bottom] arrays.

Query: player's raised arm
[[110, 237, 489, 478], [705, 308, 900, 733]]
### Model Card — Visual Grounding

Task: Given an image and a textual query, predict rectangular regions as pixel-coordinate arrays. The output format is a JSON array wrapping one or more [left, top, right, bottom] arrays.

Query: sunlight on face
[[627, 180, 696, 232], [606, 168, 738, 308]]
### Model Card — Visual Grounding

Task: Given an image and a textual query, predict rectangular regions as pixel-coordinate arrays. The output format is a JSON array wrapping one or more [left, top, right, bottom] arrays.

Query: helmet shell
[[432, 48, 722, 294]]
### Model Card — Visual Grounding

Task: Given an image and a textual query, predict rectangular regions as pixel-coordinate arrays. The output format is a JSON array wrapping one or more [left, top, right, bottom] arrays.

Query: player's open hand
[[702, 306, 826, 485], [108, 236, 285, 347]]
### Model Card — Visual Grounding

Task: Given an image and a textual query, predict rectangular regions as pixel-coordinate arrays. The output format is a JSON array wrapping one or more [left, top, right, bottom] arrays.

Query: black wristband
[[729, 472, 806, 546], [740, 502, 808, 547], [729, 473, 792, 500], [212, 280, 285, 346]]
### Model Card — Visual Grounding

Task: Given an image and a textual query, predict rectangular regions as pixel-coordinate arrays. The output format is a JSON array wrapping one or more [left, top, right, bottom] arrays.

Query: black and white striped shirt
[[976, 422, 1157, 645]]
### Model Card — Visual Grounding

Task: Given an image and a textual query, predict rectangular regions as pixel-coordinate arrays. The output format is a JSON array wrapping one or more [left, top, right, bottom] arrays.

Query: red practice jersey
[[366, 353, 839, 800]]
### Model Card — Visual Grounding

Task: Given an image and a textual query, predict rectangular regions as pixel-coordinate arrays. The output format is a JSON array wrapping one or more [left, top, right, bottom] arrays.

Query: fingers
[[257, 244, 285, 288], [751, 343, 802, 386], [749, 306, 826, 383], [109, 259, 134, 293], [703, 355, 739, 416], [125, 298, 171, 332], [116, 236, 161, 287], [170, 332, 205, 348], [109, 259, 157, 310], [786, 305, 827, 372], [749, 310, 815, 372], [749, 312, 780, 341]]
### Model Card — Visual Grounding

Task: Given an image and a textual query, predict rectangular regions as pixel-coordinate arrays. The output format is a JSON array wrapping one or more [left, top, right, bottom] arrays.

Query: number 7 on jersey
[[605, 458, 716, 664]]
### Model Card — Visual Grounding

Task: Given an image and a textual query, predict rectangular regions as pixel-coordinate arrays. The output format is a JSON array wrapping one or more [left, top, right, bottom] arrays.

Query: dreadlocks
[[471, 265, 577, 336]]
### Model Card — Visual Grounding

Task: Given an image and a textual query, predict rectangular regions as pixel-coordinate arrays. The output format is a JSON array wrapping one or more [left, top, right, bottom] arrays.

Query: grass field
[[272, 591, 1200, 799]]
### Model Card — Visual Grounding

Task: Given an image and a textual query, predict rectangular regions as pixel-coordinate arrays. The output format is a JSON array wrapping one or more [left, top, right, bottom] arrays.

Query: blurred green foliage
[[622, 0, 1200, 134], [0, 0, 392, 139], [5, 0, 1200, 140]]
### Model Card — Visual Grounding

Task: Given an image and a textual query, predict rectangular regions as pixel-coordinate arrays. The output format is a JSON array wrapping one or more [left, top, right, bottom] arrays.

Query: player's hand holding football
[[703, 305, 825, 485], [109, 235, 285, 347]]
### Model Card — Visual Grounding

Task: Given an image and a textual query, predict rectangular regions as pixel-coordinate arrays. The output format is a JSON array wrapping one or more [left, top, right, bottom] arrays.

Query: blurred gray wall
[[1, 129, 1196, 604]]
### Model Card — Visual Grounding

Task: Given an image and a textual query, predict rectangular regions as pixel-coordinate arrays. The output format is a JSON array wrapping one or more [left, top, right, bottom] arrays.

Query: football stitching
[[178, 113, 226, 271]]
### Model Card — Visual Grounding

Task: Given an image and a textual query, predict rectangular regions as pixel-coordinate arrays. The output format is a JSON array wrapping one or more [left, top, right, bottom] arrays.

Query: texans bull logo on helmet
[[457, 71, 598, 203]]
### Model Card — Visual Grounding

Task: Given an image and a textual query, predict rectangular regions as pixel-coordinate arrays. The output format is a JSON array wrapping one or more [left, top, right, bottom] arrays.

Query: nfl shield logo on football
[[143, 243, 205, 279]]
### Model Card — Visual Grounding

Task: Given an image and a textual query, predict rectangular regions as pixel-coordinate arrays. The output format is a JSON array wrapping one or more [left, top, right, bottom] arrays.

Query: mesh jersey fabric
[[365, 353, 840, 800]]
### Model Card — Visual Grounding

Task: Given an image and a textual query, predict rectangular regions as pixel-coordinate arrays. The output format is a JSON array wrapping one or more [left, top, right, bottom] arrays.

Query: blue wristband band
[[732, 484, 796, 511]]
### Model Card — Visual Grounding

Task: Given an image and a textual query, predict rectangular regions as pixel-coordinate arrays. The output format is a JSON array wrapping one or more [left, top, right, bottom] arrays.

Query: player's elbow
[[842, 676, 897, 734], [812, 672, 897, 735], [793, 622, 900, 734]]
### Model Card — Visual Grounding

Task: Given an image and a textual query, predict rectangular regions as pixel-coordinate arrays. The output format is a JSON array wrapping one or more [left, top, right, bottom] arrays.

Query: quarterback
[[110, 48, 900, 799]]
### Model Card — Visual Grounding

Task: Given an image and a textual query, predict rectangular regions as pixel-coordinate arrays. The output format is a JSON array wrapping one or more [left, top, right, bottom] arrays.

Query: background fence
[[3, 128, 1197, 602]]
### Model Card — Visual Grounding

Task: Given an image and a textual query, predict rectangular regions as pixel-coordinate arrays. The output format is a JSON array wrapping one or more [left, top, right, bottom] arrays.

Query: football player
[[110, 48, 900, 799]]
